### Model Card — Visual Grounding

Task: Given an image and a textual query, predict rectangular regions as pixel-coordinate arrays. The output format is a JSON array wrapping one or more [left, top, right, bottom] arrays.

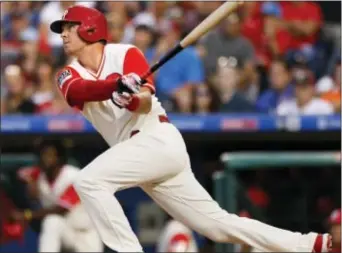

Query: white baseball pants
[[38, 214, 103, 252], [74, 120, 318, 252]]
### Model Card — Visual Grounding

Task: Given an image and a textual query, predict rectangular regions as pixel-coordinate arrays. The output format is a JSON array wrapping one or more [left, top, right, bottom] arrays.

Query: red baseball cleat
[[312, 234, 332, 252]]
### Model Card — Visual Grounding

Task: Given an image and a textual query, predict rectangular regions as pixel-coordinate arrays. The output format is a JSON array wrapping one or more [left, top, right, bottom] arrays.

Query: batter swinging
[[51, 5, 332, 253]]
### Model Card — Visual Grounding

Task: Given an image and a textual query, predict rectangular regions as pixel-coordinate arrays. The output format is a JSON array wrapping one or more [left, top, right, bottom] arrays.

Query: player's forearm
[[128, 88, 152, 114], [67, 78, 120, 106]]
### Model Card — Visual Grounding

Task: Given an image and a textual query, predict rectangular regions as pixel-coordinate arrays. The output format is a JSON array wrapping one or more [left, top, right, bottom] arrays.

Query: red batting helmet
[[50, 5, 108, 43]]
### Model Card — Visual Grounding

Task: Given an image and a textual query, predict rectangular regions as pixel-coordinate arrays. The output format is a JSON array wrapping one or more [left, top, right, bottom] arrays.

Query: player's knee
[[200, 224, 229, 243], [74, 169, 115, 195], [41, 214, 64, 232], [208, 230, 229, 243], [74, 171, 95, 194]]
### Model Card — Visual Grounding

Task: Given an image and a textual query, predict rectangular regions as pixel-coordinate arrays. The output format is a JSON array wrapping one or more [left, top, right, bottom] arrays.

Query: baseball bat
[[140, 1, 243, 83]]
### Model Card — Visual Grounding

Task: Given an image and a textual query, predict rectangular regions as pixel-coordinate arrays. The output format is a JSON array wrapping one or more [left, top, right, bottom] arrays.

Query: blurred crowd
[[1, 1, 341, 115]]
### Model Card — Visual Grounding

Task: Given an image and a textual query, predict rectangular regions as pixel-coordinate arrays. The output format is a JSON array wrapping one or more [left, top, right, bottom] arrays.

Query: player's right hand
[[117, 73, 142, 94]]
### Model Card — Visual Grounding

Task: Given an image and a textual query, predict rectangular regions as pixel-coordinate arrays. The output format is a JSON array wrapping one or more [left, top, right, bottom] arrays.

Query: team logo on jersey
[[57, 69, 72, 87]]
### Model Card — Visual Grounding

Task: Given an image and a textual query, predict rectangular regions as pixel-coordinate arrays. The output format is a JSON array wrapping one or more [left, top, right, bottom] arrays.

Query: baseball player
[[156, 217, 199, 252], [327, 208, 341, 253], [50, 5, 332, 252], [16, 140, 103, 252]]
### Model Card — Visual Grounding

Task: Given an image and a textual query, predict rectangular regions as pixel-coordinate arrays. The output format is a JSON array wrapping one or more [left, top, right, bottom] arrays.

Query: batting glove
[[111, 91, 133, 109], [117, 73, 142, 94]]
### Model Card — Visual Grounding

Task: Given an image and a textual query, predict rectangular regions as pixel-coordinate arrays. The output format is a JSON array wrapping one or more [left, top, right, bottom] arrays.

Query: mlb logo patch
[[58, 69, 72, 87]]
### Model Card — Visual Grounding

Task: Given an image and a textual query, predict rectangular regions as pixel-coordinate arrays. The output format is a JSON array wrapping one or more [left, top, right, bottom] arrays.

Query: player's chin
[[63, 45, 73, 55], [64, 48, 75, 56]]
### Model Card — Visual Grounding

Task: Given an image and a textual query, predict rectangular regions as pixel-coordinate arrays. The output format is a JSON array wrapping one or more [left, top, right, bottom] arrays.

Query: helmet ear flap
[[77, 18, 101, 43]]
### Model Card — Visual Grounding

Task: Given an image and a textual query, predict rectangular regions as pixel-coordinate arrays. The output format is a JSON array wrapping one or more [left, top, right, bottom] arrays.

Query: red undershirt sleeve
[[56, 67, 121, 108], [123, 47, 156, 94]]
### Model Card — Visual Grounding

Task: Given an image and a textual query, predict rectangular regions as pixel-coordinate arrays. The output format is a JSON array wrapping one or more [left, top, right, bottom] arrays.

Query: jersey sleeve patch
[[57, 69, 73, 88]]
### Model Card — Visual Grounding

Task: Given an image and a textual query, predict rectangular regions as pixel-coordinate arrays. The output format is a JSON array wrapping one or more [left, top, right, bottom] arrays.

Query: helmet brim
[[50, 20, 66, 33], [50, 20, 80, 34]]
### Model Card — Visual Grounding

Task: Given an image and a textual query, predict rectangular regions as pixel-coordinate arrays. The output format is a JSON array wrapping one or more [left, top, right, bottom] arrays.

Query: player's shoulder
[[104, 43, 137, 55], [62, 164, 81, 174], [59, 164, 81, 182]]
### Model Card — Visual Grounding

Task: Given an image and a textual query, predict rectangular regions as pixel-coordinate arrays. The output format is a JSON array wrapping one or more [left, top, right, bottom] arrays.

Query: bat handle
[[140, 70, 152, 85], [140, 43, 184, 84]]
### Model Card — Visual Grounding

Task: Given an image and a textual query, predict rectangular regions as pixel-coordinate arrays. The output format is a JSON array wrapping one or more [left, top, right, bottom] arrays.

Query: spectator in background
[[256, 58, 294, 113], [276, 68, 334, 115], [133, 24, 155, 62], [17, 24, 39, 87], [150, 21, 205, 113], [14, 139, 102, 252], [31, 57, 55, 113], [327, 208, 341, 253], [2, 2, 41, 31], [260, 2, 292, 67], [126, 11, 157, 45], [241, 2, 291, 69], [317, 57, 341, 113], [3, 11, 36, 47], [193, 84, 213, 114], [180, 1, 222, 36], [280, 1, 322, 51], [198, 13, 257, 102], [280, 2, 325, 77], [240, 2, 263, 62], [106, 11, 127, 43], [214, 57, 255, 113], [3, 65, 36, 114]]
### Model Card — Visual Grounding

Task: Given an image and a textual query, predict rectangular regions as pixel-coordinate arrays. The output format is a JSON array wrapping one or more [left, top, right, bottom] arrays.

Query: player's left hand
[[111, 91, 133, 109], [117, 73, 142, 94]]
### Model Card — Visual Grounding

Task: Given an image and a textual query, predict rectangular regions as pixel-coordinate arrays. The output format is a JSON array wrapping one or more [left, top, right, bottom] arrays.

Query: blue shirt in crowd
[[146, 46, 205, 101], [256, 84, 294, 113]]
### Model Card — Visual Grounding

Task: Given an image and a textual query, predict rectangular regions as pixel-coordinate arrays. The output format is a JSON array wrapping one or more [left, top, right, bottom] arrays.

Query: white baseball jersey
[[56, 44, 166, 146], [156, 220, 198, 252]]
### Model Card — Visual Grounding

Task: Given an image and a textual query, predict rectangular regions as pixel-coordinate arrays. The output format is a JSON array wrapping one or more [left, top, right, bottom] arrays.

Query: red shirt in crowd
[[281, 2, 323, 49], [241, 3, 291, 68]]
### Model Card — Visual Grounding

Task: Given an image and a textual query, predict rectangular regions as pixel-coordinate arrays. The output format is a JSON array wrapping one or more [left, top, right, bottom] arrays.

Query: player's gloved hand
[[116, 73, 142, 94], [111, 91, 133, 109]]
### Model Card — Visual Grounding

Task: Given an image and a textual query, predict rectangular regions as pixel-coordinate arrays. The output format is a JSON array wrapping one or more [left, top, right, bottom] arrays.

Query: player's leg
[[142, 164, 330, 252], [38, 214, 74, 252], [71, 229, 104, 252], [73, 123, 187, 252], [64, 206, 104, 252]]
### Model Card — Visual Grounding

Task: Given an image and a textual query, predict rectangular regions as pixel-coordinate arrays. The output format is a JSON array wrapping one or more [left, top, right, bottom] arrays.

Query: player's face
[[61, 23, 87, 55], [40, 146, 59, 173]]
